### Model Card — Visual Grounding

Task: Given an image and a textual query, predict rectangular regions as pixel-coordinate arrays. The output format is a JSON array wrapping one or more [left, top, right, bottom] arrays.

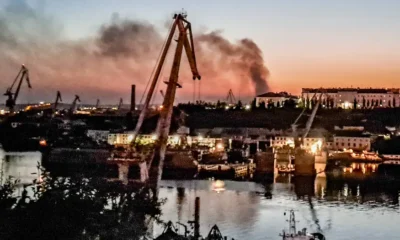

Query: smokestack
[[130, 84, 136, 111]]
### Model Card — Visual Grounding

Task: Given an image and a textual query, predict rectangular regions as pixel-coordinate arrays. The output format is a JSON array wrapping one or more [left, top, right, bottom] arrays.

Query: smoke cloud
[[0, 1, 270, 104], [196, 32, 269, 96]]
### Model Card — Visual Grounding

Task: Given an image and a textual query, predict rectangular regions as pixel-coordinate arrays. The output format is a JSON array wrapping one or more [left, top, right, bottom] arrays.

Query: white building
[[270, 136, 295, 148], [333, 131, 371, 151], [107, 133, 181, 146], [302, 88, 400, 109], [271, 136, 325, 151], [107, 133, 221, 148], [255, 92, 298, 108]]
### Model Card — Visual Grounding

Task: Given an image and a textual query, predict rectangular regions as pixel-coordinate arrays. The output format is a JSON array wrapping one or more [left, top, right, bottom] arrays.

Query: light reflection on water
[[1, 150, 400, 240], [158, 179, 400, 240]]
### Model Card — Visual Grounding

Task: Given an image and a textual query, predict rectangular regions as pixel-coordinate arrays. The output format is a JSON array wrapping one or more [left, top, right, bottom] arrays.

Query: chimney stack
[[130, 84, 136, 111]]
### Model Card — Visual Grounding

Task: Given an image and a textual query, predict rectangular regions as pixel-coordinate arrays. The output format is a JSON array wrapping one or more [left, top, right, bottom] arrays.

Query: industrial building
[[255, 92, 298, 108], [302, 88, 400, 109], [333, 131, 371, 151]]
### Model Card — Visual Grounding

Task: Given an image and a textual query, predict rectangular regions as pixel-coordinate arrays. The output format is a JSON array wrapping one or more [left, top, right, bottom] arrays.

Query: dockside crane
[[131, 11, 200, 142], [129, 12, 200, 191], [226, 89, 236, 105], [160, 89, 189, 144], [53, 91, 62, 112], [4, 65, 32, 113], [291, 89, 326, 237], [150, 12, 200, 188], [69, 95, 80, 116], [117, 98, 123, 110]]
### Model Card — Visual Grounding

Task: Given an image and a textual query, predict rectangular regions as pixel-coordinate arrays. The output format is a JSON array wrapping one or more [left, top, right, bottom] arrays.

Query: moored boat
[[280, 210, 326, 240]]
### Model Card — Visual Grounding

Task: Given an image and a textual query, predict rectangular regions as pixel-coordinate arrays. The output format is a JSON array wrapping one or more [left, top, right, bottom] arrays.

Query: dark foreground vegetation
[[0, 166, 164, 240]]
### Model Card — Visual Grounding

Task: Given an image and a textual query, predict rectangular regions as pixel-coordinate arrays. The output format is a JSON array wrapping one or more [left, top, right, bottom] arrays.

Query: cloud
[[0, 0, 270, 104]]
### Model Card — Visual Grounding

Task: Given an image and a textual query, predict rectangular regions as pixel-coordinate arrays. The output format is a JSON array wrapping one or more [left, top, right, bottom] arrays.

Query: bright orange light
[[216, 143, 224, 150], [39, 139, 47, 146]]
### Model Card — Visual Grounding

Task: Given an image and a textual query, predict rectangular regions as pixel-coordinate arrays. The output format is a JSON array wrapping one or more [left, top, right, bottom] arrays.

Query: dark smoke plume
[[196, 31, 270, 95], [0, 0, 270, 104]]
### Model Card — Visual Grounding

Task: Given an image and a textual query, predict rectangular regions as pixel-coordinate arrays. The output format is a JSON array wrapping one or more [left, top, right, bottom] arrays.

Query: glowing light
[[39, 139, 47, 146], [245, 104, 251, 110], [127, 135, 133, 142], [159, 105, 164, 110], [198, 135, 203, 141], [39, 101, 44, 105], [286, 139, 294, 147], [151, 135, 157, 140], [225, 106, 229, 110], [343, 101, 351, 109], [310, 140, 322, 154], [212, 180, 225, 193], [173, 136, 180, 143], [216, 143, 224, 150]]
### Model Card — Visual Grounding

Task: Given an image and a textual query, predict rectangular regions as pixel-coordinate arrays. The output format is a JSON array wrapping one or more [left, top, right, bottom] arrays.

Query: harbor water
[[1, 150, 400, 240]]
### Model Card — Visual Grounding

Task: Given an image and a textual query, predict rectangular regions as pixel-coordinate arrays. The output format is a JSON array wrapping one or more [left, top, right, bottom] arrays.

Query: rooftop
[[302, 88, 399, 94], [334, 130, 371, 138], [256, 92, 297, 98]]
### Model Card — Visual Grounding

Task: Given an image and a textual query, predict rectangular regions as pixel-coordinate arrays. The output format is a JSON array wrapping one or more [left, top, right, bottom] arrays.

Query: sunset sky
[[0, 0, 399, 103]]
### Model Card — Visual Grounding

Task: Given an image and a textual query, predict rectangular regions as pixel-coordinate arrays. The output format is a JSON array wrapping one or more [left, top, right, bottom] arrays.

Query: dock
[[197, 162, 255, 178]]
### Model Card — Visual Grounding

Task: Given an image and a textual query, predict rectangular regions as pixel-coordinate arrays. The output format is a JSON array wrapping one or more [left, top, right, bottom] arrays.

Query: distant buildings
[[302, 88, 400, 109], [333, 131, 372, 151], [255, 92, 298, 108]]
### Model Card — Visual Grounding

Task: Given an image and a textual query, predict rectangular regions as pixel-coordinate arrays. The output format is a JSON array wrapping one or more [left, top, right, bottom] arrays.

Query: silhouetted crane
[[69, 95, 80, 116], [53, 91, 62, 112], [4, 65, 32, 113], [226, 89, 236, 105], [117, 98, 123, 110]]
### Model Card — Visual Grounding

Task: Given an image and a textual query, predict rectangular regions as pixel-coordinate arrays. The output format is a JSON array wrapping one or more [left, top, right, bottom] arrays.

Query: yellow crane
[[128, 12, 200, 190]]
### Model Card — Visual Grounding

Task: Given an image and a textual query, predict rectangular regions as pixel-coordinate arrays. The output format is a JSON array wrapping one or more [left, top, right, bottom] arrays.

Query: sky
[[0, 0, 399, 104]]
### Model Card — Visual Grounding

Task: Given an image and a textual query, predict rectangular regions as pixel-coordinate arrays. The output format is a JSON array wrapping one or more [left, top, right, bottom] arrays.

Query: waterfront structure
[[86, 130, 109, 142], [255, 92, 298, 108], [302, 88, 400, 109], [333, 131, 371, 151], [270, 136, 324, 152], [107, 132, 220, 148]]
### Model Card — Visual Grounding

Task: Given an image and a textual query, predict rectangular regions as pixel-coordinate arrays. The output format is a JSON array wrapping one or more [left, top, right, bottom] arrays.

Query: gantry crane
[[4, 65, 32, 113], [160, 89, 189, 144], [131, 12, 200, 142], [151, 12, 200, 187], [291, 89, 325, 237], [226, 89, 236, 105], [53, 91, 62, 112], [291, 91, 322, 147], [129, 12, 200, 190], [117, 98, 123, 110], [69, 95, 80, 116]]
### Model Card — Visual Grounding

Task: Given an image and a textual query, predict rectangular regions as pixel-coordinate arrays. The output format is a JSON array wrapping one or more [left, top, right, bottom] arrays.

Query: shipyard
[[1, 1, 400, 240]]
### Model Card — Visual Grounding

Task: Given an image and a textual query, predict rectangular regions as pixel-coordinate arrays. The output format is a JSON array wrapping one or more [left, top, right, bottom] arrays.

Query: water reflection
[[0, 150, 41, 185], [2, 151, 400, 240]]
